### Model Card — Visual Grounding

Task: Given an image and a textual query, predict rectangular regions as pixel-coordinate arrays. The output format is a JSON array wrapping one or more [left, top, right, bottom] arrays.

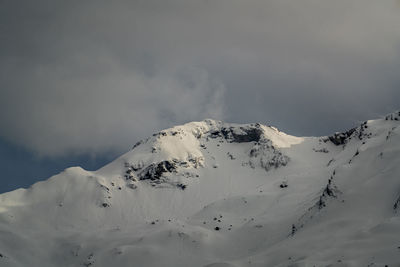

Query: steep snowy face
[[0, 114, 399, 267]]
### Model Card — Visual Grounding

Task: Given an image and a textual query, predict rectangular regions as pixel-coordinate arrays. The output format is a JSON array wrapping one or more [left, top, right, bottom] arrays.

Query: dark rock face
[[209, 125, 263, 143], [230, 127, 263, 143], [138, 161, 177, 181], [328, 128, 357, 145]]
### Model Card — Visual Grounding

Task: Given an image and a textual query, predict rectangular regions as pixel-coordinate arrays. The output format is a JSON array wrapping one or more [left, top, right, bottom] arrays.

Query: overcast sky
[[0, 0, 400, 192]]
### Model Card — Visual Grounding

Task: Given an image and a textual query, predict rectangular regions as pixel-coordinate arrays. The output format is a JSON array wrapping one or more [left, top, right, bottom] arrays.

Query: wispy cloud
[[0, 0, 399, 156]]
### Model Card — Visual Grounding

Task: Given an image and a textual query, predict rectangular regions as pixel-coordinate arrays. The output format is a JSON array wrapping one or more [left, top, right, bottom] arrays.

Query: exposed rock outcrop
[[138, 161, 177, 181], [248, 141, 289, 171], [208, 124, 263, 143], [328, 128, 357, 145]]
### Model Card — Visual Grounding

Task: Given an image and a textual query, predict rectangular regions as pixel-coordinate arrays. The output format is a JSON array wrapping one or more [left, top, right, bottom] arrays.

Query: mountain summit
[[0, 113, 399, 267]]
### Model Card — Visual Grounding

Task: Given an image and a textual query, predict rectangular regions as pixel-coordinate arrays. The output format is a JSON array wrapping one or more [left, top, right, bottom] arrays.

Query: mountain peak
[[98, 119, 304, 188]]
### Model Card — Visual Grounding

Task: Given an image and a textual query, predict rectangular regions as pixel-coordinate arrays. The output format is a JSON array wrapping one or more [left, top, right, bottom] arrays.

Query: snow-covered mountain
[[0, 112, 399, 267]]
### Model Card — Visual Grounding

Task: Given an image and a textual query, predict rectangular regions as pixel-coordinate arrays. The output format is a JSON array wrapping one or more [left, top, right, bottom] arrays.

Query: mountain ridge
[[0, 112, 399, 267]]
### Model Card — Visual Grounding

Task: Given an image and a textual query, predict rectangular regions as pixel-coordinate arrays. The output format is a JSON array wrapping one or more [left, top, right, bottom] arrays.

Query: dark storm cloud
[[1, 0, 400, 156]]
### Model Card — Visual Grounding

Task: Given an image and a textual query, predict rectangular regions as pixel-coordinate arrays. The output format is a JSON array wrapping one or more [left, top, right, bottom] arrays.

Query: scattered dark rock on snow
[[357, 122, 371, 140], [132, 140, 143, 149], [291, 224, 297, 236], [313, 148, 329, 153], [83, 253, 95, 267], [176, 183, 187, 190], [227, 152, 236, 160], [385, 112, 400, 121], [349, 149, 360, 164], [124, 165, 139, 181], [100, 184, 110, 192], [394, 195, 400, 211], [214, 226, 220, 231], [386, 127, 397, 141], [279, 181, 288, 188]]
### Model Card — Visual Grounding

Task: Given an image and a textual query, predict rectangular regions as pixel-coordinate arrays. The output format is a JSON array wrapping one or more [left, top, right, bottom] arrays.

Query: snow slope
[[0, 113, 399, 267]]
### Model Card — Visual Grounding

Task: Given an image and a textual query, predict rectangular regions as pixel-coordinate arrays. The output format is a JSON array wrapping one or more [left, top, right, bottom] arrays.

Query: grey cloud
[[0, 60, 225, 156], [0, 0, 400, 156]]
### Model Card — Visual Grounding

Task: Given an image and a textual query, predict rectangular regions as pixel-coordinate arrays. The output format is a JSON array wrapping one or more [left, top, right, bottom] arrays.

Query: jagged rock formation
[[327, 121, 372, 146], [328, 127, 357, 145], [316, 178, 341, 209]]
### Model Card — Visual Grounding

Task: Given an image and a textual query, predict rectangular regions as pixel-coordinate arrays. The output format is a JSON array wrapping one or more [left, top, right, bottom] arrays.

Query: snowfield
[[0, 112, 399, 267]]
